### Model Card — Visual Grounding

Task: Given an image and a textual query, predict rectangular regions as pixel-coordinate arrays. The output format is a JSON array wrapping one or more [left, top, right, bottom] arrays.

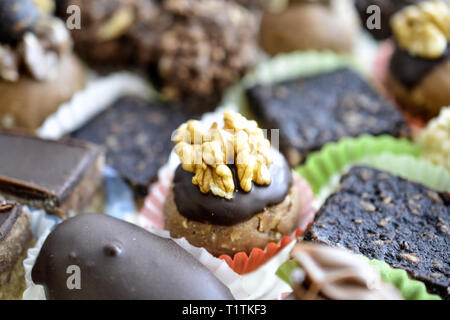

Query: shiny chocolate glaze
[[173, 149, 293, 226], [389, 44, 450, 89], [31, 214, 234, 300]]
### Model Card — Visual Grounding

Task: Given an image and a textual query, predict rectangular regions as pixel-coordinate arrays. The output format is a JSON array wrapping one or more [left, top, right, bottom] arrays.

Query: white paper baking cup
[[22, 208, 56, 300], [37, 71, 154, 140]]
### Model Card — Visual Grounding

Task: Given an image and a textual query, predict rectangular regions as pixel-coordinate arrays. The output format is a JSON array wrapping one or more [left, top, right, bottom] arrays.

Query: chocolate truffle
[[0, 201, 33, 300], [289, 243, 403, 300], [164, 111, 302, 256], [304, 166, 450, 299], [155, 0, 258, 109], [386, 0, 450, 119], [0, 1, 86, 131], [32, 213, 234, 300], [259, 0, 361, 55], [0, 132, 104, 219]]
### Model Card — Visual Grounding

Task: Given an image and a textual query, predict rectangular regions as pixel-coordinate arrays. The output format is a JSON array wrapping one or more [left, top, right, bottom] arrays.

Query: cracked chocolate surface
[[304, 166, 450, 298], [246, 68, 410, 166], [71, 96, 197, 196]]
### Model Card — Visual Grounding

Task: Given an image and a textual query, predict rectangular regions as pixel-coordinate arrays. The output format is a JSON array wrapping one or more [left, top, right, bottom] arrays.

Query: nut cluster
[[392, 0, 450, 59], [174, 111, 272, 199]]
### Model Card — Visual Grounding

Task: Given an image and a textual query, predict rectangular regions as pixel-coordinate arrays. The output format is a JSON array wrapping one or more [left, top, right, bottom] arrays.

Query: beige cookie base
[[259, 1, 360, 55], [0, 213, 33, 300], [163, 176, 302, 257], [0, 53, 87, 132], [387, 60, 450, 120]]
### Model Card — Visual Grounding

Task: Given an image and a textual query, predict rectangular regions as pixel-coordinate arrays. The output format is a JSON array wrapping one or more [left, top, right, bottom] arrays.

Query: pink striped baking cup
[[139, 164, 317, 275], [373, 40, 427, 133]]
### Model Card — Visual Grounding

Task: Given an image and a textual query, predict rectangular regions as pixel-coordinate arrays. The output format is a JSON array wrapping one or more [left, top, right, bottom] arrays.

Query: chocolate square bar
[[0, 201, 33, 299], [304, 166, 450, 298], [246, 68, 410, 166], [71, 96, 197, 196], [0, 132, 104, 219]]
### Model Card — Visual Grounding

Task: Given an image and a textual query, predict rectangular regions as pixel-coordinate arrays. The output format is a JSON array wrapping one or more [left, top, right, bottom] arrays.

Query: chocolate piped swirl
[[390, 44, 450, 89], [173, 149, 293, 226]]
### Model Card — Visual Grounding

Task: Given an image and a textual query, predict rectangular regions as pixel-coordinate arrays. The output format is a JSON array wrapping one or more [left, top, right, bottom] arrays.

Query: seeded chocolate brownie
[[71, 96, 197, 196], [246, 68, 410, 167], [303, 166, 449, 298]]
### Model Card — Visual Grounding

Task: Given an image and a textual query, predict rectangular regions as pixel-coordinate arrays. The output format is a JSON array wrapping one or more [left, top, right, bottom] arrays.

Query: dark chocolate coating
[[0, 0, 39, 44], [173, 149, 292, 226], [71, 96, 198, 196], [389, 44, 450, 88], [0, 201, 22, 242], [0, 132, 102, 206], [246, 68, 409, 166], [355, 0, 423, 40], [32, 213, 234, 300], [304, 166, 450, 299]]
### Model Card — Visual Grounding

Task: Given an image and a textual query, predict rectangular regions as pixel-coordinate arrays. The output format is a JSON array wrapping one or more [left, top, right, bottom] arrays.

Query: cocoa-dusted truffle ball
[[156, 0, 258, 103], [0, 0, 40, 44]]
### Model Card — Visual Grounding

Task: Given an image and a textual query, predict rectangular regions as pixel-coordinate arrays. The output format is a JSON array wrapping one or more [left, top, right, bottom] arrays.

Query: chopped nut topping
[[360, 201, 376, 212], [174, 111, 272, 199], [398, 253, 421, 264], [391, 0, 450, 59]]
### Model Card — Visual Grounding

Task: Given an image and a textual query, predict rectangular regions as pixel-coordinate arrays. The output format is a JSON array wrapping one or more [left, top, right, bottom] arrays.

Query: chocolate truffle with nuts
[[386, 0, 450, 119], [259, 0, 361, 55], [0, 0, 86, 131], [163, 111, 302, 257], [155, 0, 259, 108]]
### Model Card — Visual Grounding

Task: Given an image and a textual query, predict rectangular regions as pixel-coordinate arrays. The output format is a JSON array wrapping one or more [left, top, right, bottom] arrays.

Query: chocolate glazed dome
[[32, 214, 234, 300], [173, 148, 293, 226]]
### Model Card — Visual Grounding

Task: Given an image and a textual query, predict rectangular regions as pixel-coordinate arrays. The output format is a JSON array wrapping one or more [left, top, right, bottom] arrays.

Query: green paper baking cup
[[276, 258, 442, 300], [221, 51, 361, 112], [295, 135, 422, 195]]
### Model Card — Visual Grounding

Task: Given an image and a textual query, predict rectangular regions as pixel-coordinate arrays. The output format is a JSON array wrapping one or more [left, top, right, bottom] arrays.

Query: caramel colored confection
[[290, 243, 403, 300], [32, 214, 234, 300], [0, 202, 33, 300], [387, 0, 450, 119], [164, 111, 302, 256], [246, 68, 409, 167], [304, 166, 450, 299], [259, 0, 360, 55], [0, 132, 104, 219]]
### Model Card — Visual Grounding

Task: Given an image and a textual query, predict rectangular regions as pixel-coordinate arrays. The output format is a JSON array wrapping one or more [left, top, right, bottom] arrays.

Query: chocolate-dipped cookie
[[0, 201, 33, 300], [386, 0, 450, 119], [259, 0, 361, 55], [32, 213, 234, 300], [163, 111, 302, 256], [0, 0, 86, 131]]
